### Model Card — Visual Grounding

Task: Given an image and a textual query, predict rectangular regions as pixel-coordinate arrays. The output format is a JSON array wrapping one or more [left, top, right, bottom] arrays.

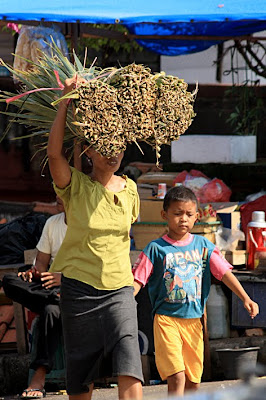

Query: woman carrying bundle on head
[[47, 77, 143, 400]]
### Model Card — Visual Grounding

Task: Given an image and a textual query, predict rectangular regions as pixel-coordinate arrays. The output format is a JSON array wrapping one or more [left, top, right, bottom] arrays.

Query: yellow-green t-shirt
[[50, 167, 140, 290]]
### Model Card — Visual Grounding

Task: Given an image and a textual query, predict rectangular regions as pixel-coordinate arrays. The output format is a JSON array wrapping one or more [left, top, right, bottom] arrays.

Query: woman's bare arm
[[47, 78, 76, 189]]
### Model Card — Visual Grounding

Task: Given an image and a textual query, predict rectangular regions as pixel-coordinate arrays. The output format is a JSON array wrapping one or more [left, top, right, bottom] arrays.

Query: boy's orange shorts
[[153, 314, 204, 383]]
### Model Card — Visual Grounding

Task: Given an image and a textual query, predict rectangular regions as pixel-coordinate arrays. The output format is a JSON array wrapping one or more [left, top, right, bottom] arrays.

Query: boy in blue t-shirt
[[133, 186, 259, 396]]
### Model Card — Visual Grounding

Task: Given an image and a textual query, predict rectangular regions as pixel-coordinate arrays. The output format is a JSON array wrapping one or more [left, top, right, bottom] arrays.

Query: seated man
[[2, 196, 67, 399]]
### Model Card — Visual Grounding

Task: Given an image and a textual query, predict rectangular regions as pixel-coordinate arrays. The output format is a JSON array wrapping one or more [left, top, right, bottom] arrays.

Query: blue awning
[[1, 1, 266, 55]]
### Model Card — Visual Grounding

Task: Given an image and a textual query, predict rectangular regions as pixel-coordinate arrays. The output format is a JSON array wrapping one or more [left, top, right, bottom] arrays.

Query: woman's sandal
[[20, 388, 46, 399]]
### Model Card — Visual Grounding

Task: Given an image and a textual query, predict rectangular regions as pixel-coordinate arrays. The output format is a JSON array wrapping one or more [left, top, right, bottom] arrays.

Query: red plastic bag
[[174, 170, 189, 184], [189, 169, 209, 179], [240, 194, 266, 234], [173, 169, 208, 185], [198, 178, 232, 203], [173, 170, 231, 203]]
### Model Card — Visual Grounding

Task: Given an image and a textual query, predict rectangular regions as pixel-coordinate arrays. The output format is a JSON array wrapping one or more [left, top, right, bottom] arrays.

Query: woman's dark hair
[[163, 185, 198, 211]]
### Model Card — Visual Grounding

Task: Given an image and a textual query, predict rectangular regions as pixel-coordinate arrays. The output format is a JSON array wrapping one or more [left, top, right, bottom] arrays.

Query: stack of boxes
[[133, 172, 176, 250], [216, 203, 245, 265], [132, 172, 223, 250]]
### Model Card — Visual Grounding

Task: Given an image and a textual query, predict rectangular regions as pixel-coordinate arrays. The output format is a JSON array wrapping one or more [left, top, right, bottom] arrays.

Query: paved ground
[[0, 379, 248, 400], [3, 377, 266, 400]]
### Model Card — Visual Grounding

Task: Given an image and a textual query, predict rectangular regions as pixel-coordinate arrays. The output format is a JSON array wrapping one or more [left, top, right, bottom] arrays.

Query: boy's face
[[161, 200, 199, 241]]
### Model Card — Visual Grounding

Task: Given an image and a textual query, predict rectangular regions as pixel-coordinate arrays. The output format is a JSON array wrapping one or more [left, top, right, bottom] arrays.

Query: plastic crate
[[232, 278, 266, 328]]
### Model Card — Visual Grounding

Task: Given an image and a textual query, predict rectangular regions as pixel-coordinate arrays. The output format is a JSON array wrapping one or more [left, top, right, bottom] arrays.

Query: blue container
[[232, 279, 266, 328]]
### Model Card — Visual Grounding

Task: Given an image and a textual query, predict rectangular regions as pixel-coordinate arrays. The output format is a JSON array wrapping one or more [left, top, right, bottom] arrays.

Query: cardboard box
[[197, 232, 216, 243], [191, 222, 221, 234], [132, 221, 220, 249], [137, 172, 178, 187], [201, 202, 239, 212], [191, 221, 221, 244], [132, 222, 168, 250], [217, 211, 241, 231], [213, 202, 241, 231], [130, 250, 141, 266], [222, 250, 246, 265], [137, 184, 157, 200], [138, 199, 235, 225], [139, 200, 164, 222]]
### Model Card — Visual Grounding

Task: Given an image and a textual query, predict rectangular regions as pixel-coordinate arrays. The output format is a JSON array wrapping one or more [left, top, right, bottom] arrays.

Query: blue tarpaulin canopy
[[1, 0, 266, 55]]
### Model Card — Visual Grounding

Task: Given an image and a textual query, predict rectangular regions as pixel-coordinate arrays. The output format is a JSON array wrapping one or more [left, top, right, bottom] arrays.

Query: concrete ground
[[3, 378, 266, 400]]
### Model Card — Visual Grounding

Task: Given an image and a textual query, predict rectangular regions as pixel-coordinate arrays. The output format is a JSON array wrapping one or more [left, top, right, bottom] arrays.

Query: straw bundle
[[74, 80, 126, 156], [0, 42, 197, 164]]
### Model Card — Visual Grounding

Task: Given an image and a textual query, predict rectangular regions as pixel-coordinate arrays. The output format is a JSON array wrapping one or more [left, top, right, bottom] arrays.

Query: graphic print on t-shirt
[[163, 248, 208, 304]]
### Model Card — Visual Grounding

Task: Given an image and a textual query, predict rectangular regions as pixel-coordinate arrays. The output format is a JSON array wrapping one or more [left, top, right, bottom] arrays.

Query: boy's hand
[[243, 299, 259, 319]]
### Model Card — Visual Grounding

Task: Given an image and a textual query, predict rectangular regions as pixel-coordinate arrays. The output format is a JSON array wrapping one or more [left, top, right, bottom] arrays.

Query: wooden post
[[70, 23, 78, 62], [13, 302, 28, 355], [0, 264, 29, 355]]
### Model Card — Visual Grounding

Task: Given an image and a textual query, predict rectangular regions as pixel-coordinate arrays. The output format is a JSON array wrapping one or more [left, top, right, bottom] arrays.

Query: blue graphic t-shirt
[[133, 233, 232, 319]]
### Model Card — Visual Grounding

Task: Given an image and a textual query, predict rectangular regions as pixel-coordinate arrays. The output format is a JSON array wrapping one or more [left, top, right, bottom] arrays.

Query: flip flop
[[20, 388, 46, 399]]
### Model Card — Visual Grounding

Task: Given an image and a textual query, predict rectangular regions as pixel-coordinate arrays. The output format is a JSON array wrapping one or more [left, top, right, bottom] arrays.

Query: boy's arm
[[221, 270, 259, 319]]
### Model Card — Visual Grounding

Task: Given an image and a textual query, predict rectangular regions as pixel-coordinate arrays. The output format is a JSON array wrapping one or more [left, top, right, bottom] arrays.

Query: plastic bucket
[[216, 347, 260, 380]]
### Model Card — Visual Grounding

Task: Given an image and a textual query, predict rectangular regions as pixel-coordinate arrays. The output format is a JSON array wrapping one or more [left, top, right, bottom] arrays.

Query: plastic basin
[[216, 347, 260, 380]]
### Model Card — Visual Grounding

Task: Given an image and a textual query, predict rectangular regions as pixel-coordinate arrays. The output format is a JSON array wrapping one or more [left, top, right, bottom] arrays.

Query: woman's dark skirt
[[60, 276, 144, 395]]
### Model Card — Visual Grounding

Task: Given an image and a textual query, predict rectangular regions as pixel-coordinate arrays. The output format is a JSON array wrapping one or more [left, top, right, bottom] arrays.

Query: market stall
[[0, 0, 266, 387], [1, 1, 266, 56]]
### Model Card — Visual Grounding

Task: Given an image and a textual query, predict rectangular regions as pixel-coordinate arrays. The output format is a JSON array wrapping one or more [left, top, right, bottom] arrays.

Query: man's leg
[[22, 304, 62, 397], [30, 304, 61, 372], [3, 274, 62, 396], [118, 376, 142, 400]]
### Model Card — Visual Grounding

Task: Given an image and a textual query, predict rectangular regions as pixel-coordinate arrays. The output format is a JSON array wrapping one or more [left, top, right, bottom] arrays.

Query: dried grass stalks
[[76, 81, 126, 157], [74, 64, 197, 162], [0, 44, 197, 164]]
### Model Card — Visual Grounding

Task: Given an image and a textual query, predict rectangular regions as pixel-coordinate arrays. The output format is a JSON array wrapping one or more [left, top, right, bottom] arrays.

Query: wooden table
[[0, 264, 28, 355]]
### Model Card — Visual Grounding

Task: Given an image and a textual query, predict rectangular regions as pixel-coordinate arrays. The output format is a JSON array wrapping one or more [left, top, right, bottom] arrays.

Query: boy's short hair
[[163, 185, 199, 211]]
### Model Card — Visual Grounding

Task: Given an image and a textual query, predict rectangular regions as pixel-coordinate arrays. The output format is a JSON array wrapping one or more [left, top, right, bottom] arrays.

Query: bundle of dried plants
[[0, 42, 197, 165]]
